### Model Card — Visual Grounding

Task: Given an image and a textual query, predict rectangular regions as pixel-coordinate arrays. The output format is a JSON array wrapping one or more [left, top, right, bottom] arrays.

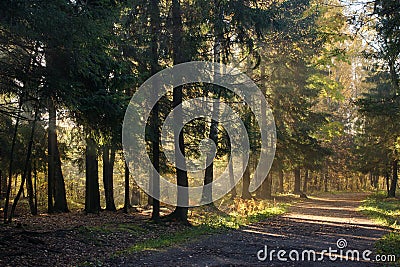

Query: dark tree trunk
[[302, 169, 309, 193], [294, 168, 301, 194], [201, 0, 223, 206], [242, 107, 252, 199], [0, 170, 3, 199], [386, 172, 390, 195], [102, 145, 116, 211], [4, 101, 21, 223], [26, 164, 37, 215], [324, 172, 329, 192], [48, 98, 68, 213], [8, 109, 37, 222], [242, 155, 252, 199], [388, 160, 398, 197], [228, 152, 236, 198], [123, 162, 131, 213], [202, 116, 219, 204], [47, 99, 55, 213], [85, 138, 100, 214], [169, 0, 189, 223], [53, 143, 68, 212], [279, 168, 284, 193], [149, 0, 161, 221], [33, 159, 38, 213], [265, 173, 273, 199]]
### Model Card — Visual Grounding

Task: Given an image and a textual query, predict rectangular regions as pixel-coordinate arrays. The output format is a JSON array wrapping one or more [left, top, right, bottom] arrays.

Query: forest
[[0, 0, 399, 266]]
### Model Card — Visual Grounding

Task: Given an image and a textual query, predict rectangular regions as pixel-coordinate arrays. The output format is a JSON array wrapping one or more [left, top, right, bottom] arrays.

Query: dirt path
[[111, 193, 390, 266]]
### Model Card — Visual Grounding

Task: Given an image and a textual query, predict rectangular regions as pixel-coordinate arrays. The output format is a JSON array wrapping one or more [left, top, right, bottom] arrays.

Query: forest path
[[116, 192, 390, 266]]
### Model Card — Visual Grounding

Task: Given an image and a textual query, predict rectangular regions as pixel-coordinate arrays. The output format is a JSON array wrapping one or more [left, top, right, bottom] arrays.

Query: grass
[[119, 225, 215, 254], [358, 191, 400, 229], [359, 191, 400, 264]]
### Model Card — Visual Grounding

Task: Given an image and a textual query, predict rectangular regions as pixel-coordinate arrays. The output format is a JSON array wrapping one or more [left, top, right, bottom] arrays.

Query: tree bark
[[242, 155, 252, 199], [388, 160, 398, 197], [386, 171, 390, 196], [201, 0, 224, 207], [279, 168, 284, 193], [293, 168, 301, 194], [26, 164, 37, 215], [8, 109, 37, 222], [85, 138, 100, 214], [302, 169, 309, 193], [170, 0, 189, 223], [4, 100, 21, 223], [48, 97, 68, 213], [33, 159, 38, 213], [0, 170, 3, 199], [264, 173, 273, 199], [102, 145, 116, 211], [123, 162, 131, 213], [149, 0, 161, 221], [228, 152, 236, 198], [53, 143, 68, 212], [324, 172, 329, 192]]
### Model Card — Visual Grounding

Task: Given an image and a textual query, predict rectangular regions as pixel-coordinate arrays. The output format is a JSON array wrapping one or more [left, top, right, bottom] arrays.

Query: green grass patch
[[119, 225, 215, 254], [375, 232, 400, 256], [359, 191, 400, 264], [358, 191, 400, 229]]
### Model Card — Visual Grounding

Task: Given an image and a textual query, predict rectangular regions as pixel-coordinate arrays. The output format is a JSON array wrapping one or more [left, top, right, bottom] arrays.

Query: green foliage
[[375, 232, 400, 264]]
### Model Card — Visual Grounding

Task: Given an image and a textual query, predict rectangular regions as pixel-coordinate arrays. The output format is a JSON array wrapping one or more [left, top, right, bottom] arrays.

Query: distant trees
[[355, 0, 400, 197]]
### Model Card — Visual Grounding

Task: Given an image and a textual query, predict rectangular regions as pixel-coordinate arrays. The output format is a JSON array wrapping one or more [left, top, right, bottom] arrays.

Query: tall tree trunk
[[47, 99, 55, 213], [324, 172, 329, 192], [263, 173, 273, 199], [279, 168, 284, 193], [53, 143, 68, 212], [201, 0, 223, 207], [26, 164, 37, 215], [103, 145, 116, 211], [4, 100, 21, 223], [48, 98, 68, 213], [149, 0, 161, 222], [302, 169, 309, 193], [293, 168, 301, 194], [170, 0, 189, 223], [228, 151, 236, 198], [85, 138, 100, 214], [388, 160, 398, 197], [242, 154, 252, 199], [8, 109, 37, 222], [242, 108, 252, 199], [123, 162, 131, 213], [0, 170, 7, 199], [33, 159, 38, 213], [386, 171, 390, 196]]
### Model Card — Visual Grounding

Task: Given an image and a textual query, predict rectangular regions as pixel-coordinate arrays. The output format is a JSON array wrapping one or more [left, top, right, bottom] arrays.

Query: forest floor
[[0, 192, 393, 266]]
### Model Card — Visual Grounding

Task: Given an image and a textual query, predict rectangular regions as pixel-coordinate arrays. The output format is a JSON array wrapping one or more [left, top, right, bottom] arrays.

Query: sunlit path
[[110, 193, 389, 266]]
